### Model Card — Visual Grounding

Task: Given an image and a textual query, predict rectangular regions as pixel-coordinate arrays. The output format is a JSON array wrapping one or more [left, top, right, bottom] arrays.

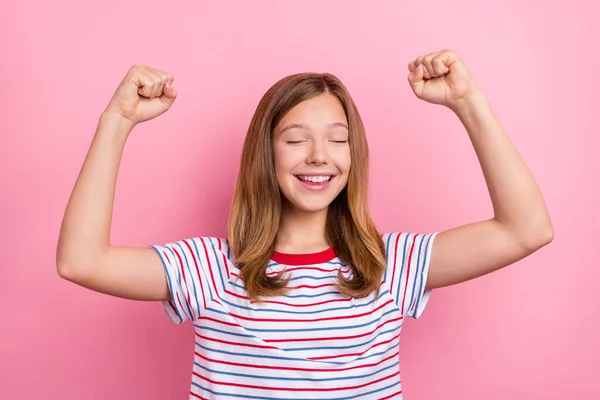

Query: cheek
[[273, 146, 297, 181], [335, 147, 352, 174]]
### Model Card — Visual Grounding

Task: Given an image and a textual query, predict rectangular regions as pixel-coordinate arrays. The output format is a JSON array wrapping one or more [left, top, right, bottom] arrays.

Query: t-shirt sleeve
[[150, 237, 224, 324], [383, 232, 438, 319]]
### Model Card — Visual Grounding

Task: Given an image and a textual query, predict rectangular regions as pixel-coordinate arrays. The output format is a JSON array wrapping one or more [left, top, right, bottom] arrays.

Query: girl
[[57, 49, 553, 399]]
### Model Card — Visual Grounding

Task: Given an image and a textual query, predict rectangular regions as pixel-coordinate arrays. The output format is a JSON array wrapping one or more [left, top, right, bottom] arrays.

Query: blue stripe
[[407, 234, 424, 314], [230, 281, 339, 293], [208, 238, 228, 295], [384, 233, 393, 285], [196, 325, 257, 339], [195, 336, 400, 366], [326, 260, 347, 266], [193, 359, 399, 382], [164, 245, 194, 321], [195, 341, 343, 365], [196, 305, 398, 335], [192, 239, 215, 302], [231, 274, 341, 283], [284, 291, 341, 299], [191, 376, 400, 400], [350, 340, 399, 362], [229, 282, 344, 299], [149, 246, 182, 323], [286, 274, 341, 281], [175, 242, 202, 319], [215, 291, 387, 315], [412, 233, 435, 315], [196, 322, 402, 353], [279, 326, 400, 352], [395, 233, 411, 307]]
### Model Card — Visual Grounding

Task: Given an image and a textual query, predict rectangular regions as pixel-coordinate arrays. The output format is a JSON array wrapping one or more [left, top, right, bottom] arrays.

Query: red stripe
[[264, 316, 402, 343], [195, 333, 280, 350], [265, 265, 351, 275], [261, 296, 352, 308], [194, 349, 400, 372], [224, 289, 352, 307], [195, 316, 401, 350], [371, 331, 402, 350], [380, 390, 403, 399], [271, 247, 336, 265], [171, 247, 191, 313], [307, 331, 400, 361], [197, 315, 243, 328], [210, 298, 394, 323], [192, 366, 399, 392], [162, 250, 178, 314], [288, 283, 336, 289], [200, 238, 220, 299], [183, 239, 207, 310], [227, 274, 337, 290], [189, 392, 208, 400], [163, 250, 171, 264], [175, 293, 186, 317], [401, 234, 418, 314]]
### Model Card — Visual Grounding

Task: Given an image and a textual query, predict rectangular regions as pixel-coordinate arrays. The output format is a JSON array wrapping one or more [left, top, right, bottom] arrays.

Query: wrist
[[98, 111, 136, 136], [452, 90, 496, 133], [95, 112, 136, 150], [451, 88, 488, 115]]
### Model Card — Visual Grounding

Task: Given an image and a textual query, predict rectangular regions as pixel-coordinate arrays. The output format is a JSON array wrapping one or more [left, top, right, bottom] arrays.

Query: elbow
[[56, 246, 74, 281], [541, 225, 554, 246], [56, 240, 106, 283], [56, 259, 81, 283], [522, 223, 554, 252], [56, 250, 92, 284]]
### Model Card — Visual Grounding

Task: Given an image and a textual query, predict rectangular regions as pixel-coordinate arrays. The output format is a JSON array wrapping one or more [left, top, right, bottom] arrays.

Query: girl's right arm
[[56, 65, 178, 301]]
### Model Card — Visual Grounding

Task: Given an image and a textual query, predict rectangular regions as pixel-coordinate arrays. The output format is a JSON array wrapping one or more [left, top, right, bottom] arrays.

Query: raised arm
[[406, 50, 553, 290], [56, 65, 178, 300]]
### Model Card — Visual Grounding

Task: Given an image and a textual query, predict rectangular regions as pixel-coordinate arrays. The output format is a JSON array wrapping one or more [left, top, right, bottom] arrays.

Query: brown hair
[[227, 72, 385, 303]]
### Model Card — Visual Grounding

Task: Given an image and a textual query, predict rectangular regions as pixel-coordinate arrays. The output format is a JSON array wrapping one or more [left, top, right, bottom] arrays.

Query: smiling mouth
[[295, 175, 334, 183]]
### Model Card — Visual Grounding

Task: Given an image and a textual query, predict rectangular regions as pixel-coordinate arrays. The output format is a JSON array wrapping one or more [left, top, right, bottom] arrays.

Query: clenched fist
[[407, 49, 480, 112], [104, 64, 178, 126]]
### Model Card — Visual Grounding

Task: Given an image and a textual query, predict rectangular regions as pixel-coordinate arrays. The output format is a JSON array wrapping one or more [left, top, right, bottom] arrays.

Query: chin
[[284, 198, 332, 214]]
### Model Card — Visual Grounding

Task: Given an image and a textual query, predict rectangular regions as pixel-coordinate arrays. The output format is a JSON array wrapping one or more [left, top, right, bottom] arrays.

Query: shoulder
[[152, 236, 230, 253], [381, 232, 438, 261], [151, 236, 233, 271]]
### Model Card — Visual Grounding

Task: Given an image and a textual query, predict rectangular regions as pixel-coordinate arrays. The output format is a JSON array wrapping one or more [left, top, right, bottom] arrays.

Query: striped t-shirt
[[151, 231, 437, 399]]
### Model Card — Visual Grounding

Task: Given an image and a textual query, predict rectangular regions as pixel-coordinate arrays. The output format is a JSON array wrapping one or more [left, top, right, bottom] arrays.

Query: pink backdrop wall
[[1, 1, 598, 398]]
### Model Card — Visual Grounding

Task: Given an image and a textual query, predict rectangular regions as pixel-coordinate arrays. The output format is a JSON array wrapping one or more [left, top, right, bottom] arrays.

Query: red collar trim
[[271, 247, 337, 265]]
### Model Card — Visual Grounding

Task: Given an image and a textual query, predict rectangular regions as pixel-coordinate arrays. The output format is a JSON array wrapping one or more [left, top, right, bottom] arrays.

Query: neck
[[276, 203, 329, 254]]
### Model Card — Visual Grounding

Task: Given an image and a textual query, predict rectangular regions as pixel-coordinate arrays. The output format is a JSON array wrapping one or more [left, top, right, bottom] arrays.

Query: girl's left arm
[[406, 50, 554, 290]]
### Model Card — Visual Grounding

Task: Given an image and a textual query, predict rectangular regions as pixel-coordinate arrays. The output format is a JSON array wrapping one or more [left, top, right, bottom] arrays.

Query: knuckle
[[130, 63, 145, 72]]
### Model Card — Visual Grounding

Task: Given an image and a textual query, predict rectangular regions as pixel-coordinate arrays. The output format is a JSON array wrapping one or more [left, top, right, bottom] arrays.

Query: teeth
[[299, 175, 331, 183]]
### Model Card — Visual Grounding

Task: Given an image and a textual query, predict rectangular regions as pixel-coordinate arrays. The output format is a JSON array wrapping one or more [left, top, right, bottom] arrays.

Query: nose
[[306, 140, 328, 165]]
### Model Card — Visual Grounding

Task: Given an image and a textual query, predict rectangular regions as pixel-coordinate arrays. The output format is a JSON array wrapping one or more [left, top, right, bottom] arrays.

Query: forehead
[[276, 94, 347, 130]]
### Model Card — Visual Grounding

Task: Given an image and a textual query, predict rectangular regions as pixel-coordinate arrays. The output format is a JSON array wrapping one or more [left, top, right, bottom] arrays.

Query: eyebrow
[[277, 122, 349, 135]]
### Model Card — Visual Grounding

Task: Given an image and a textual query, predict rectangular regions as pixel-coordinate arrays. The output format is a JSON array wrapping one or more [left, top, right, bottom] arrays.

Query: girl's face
[[273, 93, 351, 213]]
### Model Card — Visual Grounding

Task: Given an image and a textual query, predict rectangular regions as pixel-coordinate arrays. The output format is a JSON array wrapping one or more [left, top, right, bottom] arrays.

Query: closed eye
[[330, 140, 348, 144]]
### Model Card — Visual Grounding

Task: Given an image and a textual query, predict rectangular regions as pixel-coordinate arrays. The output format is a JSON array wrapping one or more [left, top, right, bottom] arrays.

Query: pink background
[[1, 0, 598, 399]]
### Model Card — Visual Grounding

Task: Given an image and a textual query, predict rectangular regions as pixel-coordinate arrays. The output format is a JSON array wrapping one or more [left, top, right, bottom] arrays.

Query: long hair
[[227, 72, 386, 303]]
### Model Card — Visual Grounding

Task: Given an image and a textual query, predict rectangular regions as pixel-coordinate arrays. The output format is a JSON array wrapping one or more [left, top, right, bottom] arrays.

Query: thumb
[[161, 81, 178, 106], [407, 64, 425, 96]]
